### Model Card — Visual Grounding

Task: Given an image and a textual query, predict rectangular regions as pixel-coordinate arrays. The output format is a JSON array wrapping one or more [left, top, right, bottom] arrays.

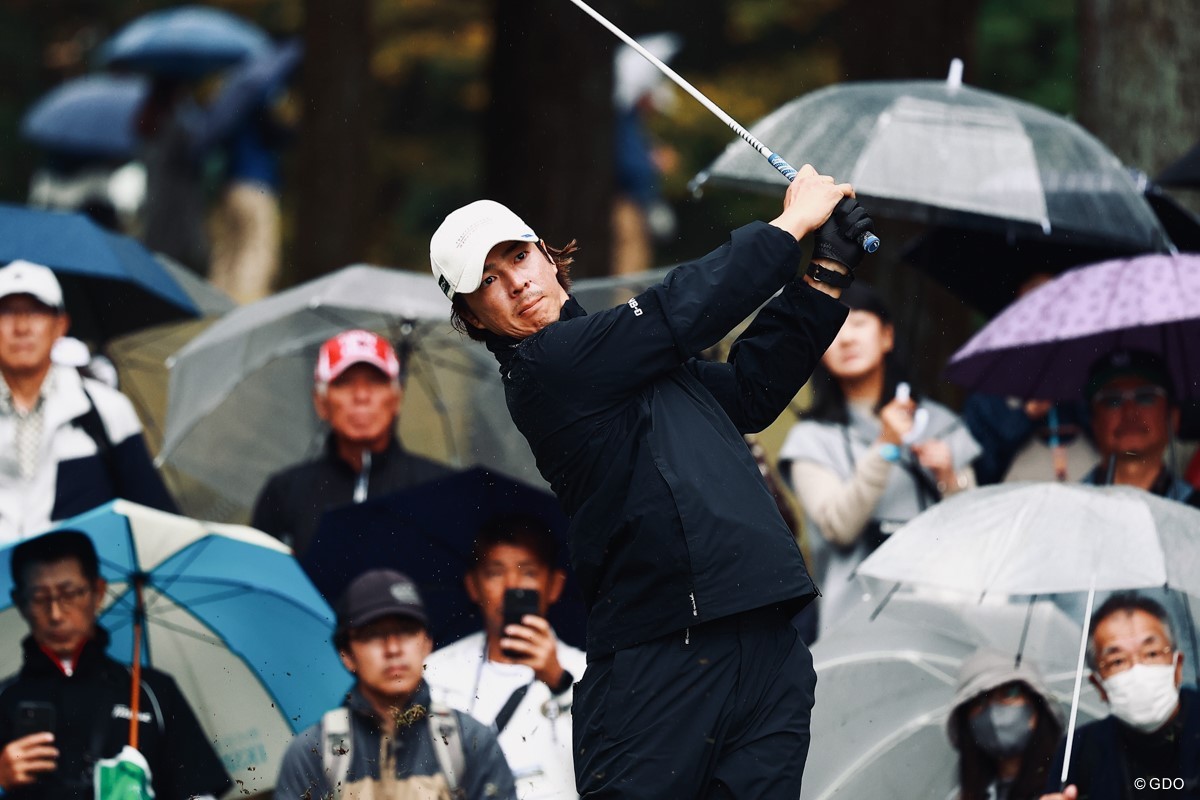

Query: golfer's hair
[[471, 512, 560, 570], [1085, 593, 1174, 670], [11, 530, 101, 597], [450, 240, 577, 342]]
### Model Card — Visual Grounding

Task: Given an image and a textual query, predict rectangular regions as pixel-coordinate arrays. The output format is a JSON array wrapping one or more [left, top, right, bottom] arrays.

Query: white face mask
[[1100, 655, 1181, 733]]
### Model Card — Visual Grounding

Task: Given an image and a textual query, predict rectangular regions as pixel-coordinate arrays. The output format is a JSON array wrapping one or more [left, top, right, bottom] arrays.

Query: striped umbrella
[[0, 501, 350, 796]]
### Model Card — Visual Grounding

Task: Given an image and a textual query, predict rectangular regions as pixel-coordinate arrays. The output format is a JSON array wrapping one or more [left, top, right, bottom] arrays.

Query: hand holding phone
[[501, 588, 541, 660], [1, 703, 58, 789]]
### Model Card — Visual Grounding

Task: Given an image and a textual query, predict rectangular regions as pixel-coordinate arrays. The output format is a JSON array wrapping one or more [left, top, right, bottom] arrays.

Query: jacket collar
[[21, 626, 112, 679], [323, 432, 403, 474], [346, 680, 434, 729], [483, 296, 587, 370]]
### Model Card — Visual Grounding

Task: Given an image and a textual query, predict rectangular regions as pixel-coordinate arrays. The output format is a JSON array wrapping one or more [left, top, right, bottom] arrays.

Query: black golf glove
[[812, 198, 875, 271]]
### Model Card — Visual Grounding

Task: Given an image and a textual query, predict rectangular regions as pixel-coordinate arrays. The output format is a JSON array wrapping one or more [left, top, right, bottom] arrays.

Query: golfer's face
[[342, 616, 432, 700], [461, 241, 569, 339], [0, 295, 67, 377]]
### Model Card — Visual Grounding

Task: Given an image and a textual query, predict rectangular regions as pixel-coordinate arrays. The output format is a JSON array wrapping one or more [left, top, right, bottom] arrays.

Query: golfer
[[429, 166, 873, 798]]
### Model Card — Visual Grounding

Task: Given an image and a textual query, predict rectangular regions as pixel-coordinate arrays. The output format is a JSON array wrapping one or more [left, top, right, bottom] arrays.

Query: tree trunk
[[292, 0, 373, 284], [1077, 0, 1200, 185], [484, 0, 616, 278]]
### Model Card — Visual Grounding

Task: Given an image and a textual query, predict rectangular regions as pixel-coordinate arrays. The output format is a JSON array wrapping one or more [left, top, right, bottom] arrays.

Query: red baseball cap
[[314, 330, 400, 384]]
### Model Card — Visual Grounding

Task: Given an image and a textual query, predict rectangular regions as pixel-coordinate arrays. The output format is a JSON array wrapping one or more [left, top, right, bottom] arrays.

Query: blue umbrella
[[20, 75, 148, 161], [0, 204, 199, 341], [0, 500, 350, 795], [193, 39, 303, 155], [99, 6, 271, 79], [304, 468, 587, 650]]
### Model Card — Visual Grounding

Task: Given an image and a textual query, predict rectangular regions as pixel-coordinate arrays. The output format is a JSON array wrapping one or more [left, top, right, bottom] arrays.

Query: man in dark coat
[[1041, 594, 1199, 800], [0, 530, 230, 800], [428, 166, 873, 798], [251, 329, 452, 555]]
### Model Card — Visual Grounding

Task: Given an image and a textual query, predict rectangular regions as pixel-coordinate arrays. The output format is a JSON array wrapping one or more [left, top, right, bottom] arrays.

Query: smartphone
[[13, 701, 56, 739], [501, 588, 541, 660]]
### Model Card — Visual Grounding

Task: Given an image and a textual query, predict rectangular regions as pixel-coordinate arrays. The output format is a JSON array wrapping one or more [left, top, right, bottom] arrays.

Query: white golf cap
[[429, 200, 538, 299], [0, 260, 64, 310]]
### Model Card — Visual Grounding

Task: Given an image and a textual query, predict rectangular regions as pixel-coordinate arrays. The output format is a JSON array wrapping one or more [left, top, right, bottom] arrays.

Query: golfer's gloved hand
[[812, 198, 875, 271]]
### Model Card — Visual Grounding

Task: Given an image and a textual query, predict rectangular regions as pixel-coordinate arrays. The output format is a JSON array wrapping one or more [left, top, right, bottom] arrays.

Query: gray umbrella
[[803, 593, 1104, 800], [157, 264, 540, 522], [693, 70, 1170, 253]]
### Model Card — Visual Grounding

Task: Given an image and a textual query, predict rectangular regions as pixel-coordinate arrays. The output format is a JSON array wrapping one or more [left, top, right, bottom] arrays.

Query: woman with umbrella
[[948, 649, 1065, 800], [778, 282, 980, 639]]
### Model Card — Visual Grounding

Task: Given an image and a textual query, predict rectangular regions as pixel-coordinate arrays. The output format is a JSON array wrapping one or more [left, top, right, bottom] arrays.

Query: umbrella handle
[[129, 577, 146, 750], [1060, 582, 1097, 789]]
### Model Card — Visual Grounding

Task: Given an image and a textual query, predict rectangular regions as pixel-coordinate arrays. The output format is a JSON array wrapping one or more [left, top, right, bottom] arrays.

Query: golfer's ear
[[459, 305, 485, 331], [339, 648, 356, 674], [56, 312, 71, 339]]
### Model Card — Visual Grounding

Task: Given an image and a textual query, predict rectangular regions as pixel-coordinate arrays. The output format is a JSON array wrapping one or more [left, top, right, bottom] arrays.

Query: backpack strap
[[428, 703, 465, 798], [321, 708, 352, 800]]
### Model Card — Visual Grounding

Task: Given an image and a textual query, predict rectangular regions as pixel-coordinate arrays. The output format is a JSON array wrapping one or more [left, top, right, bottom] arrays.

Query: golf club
[[565, 0, 881, 253]]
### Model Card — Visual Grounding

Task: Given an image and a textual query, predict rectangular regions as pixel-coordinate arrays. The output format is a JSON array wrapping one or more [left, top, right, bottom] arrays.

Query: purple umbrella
[[944, 253, 1200, 400]]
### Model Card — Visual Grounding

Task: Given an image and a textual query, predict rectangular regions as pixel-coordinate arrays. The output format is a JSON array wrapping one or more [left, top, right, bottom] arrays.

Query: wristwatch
[[805, 262, 854, 288]]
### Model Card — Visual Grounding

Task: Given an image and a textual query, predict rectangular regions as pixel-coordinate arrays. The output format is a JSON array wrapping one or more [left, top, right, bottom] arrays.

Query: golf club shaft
[[565, 0, 880, 253]]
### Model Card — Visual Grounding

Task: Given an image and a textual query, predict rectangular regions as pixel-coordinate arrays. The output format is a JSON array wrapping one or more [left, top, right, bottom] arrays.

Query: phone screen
[[501, 588, 541, 659]]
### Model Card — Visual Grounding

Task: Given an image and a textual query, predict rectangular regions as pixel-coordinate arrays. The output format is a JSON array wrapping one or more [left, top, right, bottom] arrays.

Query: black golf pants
[[573, 604, 817, 799]]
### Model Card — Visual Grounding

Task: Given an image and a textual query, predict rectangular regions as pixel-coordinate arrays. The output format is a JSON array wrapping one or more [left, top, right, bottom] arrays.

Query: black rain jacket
[[0, 630, 231, 800], [483, 221, 848, 656]]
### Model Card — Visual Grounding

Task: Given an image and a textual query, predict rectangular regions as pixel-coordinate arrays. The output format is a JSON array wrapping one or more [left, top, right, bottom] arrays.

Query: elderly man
[[251, 329, 451, 555], [1040, 594, 1199, 800], [0, 530, 230, 800], [428, 167, 872, 797], [0, 261, 175, 543], [1081, 349, 1199, 507]]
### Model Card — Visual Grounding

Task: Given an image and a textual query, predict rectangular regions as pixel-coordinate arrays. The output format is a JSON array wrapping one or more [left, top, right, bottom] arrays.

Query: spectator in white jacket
[[424, 512, 586, 800], [0, 261, 175, 543]]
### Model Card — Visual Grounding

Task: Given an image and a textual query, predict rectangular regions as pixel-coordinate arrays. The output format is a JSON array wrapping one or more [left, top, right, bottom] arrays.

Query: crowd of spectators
[[1, 236, 1198, 798]]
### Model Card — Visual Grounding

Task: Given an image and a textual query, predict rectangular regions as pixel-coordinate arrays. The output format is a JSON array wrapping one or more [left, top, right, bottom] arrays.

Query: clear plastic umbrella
[[157, 265, 538, 522], [804, 593, 1105, 799], [692, 66, 1170, 254]]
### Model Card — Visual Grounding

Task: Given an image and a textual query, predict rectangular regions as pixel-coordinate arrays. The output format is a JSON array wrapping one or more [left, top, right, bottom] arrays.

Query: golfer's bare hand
[[770, 164, 854, 241], [0, 733, 58, 789], [1038, 787, 1078, 800], [502, 614, 565, 690], [878, 397, 915, 446]]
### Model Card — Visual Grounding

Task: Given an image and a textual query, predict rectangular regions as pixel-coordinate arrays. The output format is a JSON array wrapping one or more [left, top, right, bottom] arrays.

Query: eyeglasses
[[23, 584, 93, 613], [1096, 645, 1174, 677], [1092, 386, 1168, 410]]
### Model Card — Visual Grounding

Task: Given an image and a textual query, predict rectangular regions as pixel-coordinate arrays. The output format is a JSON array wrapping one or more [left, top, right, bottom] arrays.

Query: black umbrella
[[1158, 139, 1200, 189], [303, 468, 586, 650]]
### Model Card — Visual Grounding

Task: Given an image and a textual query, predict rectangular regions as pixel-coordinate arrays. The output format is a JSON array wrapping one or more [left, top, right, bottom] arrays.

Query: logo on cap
[[390, 582, 420, 604]]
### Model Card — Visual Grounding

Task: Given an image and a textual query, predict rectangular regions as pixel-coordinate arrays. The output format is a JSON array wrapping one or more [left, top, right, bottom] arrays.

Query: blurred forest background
[[1, 0, 1198, 400]]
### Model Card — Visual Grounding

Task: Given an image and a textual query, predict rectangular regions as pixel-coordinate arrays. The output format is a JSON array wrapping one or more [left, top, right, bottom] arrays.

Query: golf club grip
[[768, 153, 881, 254]]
